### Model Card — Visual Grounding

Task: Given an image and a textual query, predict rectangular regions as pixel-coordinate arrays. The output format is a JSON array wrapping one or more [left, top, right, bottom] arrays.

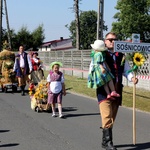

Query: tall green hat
[[50, 61, 63, 69]]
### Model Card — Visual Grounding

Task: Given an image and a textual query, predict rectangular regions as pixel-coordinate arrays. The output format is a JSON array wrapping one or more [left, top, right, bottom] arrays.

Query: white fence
[[38, 50, 150, 91]]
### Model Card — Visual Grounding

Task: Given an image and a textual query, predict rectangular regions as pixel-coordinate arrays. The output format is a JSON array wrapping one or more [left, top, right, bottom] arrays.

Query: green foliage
[[16, 26, 32, 50], [31, 24, 45, 49], [112, 0, 150, 42], [2, 25, 45, 51], [67, 10, 108, 49]]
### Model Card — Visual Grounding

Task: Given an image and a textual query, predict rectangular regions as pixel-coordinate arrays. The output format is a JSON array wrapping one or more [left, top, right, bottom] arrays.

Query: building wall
[[38, 47, 51, 51]]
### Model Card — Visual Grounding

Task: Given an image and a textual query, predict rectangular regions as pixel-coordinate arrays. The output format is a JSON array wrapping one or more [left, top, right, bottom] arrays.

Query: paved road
[[0, 89, 150, 150]]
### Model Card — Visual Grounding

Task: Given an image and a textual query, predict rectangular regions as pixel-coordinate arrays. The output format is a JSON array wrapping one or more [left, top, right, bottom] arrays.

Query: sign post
[[114, 35, 150, 145], [132, 33, 140, 145]]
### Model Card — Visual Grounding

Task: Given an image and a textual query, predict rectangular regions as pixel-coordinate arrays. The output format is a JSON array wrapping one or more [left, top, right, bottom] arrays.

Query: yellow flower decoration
[[126, 52, 147, 73], [31, 80, 48, 100], [133, 52, 145, 67]]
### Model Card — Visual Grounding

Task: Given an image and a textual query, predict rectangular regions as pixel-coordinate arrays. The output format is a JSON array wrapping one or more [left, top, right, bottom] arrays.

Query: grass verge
[[44, 71, 150, 113]]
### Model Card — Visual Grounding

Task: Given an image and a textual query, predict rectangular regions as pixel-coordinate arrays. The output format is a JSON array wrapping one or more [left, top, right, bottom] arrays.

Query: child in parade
[[88, 40, 120, 99], [46, 62, 66, 118]]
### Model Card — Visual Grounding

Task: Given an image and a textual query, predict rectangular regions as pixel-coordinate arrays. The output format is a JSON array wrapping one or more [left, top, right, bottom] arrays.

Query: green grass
[[122, 86, 150, 112], [44, 71, 150, 113]]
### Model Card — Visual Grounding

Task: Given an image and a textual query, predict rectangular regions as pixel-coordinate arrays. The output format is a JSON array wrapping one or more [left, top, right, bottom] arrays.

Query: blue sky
[[3, 0, 118, 42]]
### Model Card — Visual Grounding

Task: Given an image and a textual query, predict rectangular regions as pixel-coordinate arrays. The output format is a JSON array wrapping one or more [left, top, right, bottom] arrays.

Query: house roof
[[41, 38, 71, 47]]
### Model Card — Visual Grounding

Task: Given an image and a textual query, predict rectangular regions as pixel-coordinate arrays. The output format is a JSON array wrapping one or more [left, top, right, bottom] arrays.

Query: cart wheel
[[35, 106, 39, 113]]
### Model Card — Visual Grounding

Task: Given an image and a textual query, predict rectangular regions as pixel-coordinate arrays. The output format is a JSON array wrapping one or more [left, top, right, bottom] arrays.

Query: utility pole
[[4, 0, 11, 49], [74, 0, 80, 50], [0, 0, 2, 51], [97, 0, 104, 40]]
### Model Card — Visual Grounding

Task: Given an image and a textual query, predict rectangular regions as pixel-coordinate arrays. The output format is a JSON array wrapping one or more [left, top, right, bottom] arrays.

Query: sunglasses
[[106, 38, 118, 42]]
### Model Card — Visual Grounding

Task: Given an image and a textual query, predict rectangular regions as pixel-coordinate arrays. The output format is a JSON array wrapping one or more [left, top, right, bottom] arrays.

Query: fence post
[[81, 51, 83, 78], [149, 55, 150, 76], [71, 50, 73, 76], [62, 51, 65, 75]]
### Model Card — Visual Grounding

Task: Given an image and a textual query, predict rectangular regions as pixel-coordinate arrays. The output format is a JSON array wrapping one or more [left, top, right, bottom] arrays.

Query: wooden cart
[[31, 95, 51, 113]]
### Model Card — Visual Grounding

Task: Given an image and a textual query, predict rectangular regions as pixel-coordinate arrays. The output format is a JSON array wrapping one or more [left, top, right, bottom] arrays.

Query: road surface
[[0, 90, 150, 150]]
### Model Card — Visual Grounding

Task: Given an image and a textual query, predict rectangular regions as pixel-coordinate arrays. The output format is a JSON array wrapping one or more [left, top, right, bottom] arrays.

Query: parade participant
[[13, 45, 32, 96], [31, 52, 44, 85], [96, 32, 138, 150], [88, 40, 120, 99], [28, 49, 33, 81], [46, 62, 66, 118]]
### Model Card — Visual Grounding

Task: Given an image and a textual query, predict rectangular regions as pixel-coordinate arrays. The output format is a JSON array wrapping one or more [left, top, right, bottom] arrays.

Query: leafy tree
[[2, 28, 17, 50], [2, 25, 45, 51], [112, 0, 150, 42], [31, 24, 45, 50], [67, 10, 108, 49], [80, 11, 98, 49], [68, 10, 97, 49], [15, 26, 32, 50]]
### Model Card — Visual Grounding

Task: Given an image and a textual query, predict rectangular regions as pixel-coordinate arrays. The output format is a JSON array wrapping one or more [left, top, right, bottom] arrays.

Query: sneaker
[[52, 114, 56, 117], [59, 114, 64, 118], [111, 91, 120, 97]]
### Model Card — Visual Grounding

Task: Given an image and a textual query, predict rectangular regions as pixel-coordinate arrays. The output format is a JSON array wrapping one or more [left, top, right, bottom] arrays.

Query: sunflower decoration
[[33, 80, 48, 103], [126, 52, 147, 73]]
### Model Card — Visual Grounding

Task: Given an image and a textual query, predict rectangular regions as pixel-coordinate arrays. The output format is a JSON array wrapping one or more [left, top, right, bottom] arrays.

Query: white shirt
[[47, 73, 65, 94], [20, 54, 25, 68], [13, 52, 32, 72]]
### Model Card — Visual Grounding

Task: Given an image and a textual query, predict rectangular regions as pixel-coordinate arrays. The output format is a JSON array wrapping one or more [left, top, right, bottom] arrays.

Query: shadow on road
[[0, 130, 19, 148], [116, 142, 150, 150], [62, 107, 78, 112], [0, 143, 19, 147], [65, 112, 100, 118], [62, 107, 100, 118], [0, 130, 10, 133]]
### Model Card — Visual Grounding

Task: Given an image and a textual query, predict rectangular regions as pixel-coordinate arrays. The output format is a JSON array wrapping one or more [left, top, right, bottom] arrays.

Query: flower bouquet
[[34, 80, 48, 104], [29, 80, 49, 111]]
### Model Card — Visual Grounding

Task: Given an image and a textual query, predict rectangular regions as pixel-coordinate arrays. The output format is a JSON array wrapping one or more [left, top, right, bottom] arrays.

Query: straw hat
[[90, 40, 107, 51], [50, 61, 63, 69]]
